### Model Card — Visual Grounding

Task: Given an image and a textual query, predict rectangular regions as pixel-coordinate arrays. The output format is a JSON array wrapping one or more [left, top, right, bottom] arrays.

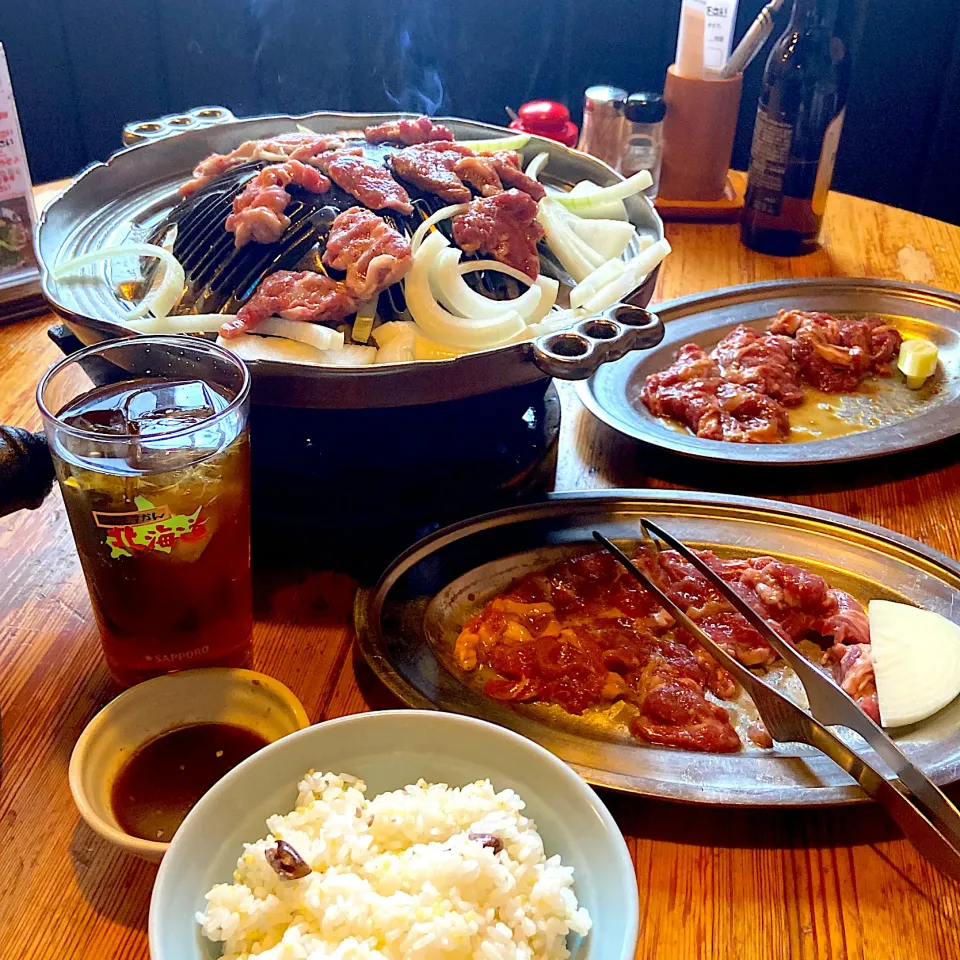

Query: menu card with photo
[[0, 43, 42, 318]]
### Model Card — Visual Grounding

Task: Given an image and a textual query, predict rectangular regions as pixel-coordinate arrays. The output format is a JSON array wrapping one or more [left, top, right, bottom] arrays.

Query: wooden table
[[2, 190, 960, 959]]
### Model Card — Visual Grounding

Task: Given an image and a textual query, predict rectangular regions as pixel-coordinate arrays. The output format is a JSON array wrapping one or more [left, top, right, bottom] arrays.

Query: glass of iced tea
[[37, 336, 252, 685]]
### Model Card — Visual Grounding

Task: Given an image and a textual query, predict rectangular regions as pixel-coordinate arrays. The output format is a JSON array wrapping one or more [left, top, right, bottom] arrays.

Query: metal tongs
[[593, 521, 960, 880]]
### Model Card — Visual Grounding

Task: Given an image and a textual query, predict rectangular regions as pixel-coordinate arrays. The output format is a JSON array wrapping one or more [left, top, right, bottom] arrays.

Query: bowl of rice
[[149, 710, 637, 960]]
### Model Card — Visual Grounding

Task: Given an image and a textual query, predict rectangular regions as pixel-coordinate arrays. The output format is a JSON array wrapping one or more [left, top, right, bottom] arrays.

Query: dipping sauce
[[110, 722, 269, 842]]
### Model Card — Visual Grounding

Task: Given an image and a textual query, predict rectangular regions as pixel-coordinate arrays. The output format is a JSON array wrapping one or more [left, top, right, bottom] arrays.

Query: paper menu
[[0, 43, 38, 283]]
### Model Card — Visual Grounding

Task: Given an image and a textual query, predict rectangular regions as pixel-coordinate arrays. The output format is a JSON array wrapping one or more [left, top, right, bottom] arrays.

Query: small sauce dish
[[69, 668, 309, 861]]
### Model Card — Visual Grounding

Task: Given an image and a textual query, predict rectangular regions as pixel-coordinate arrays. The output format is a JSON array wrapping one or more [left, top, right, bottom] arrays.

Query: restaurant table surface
[[2, 183, 960, 960]]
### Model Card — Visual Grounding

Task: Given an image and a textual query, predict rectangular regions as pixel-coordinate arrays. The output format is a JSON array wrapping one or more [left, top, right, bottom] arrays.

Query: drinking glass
[[37, 336, 252, 685]]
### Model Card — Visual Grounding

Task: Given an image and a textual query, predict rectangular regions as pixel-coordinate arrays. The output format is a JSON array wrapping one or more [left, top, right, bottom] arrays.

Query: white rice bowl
[[198, 772, 592, 960]]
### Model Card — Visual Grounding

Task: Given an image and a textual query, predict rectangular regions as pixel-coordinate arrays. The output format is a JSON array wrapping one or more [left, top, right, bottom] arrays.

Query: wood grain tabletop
[[2, 186, 960, 959]]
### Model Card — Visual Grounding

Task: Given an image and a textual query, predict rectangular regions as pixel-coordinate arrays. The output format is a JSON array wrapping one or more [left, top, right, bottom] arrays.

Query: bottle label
[[812, 108, 845, 218], [746, 107, 794, 216]]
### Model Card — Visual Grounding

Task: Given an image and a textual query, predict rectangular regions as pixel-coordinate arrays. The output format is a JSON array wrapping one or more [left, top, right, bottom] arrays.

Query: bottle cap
[[624, 92, 665, 124], [509, 100, 578, 147], [583, 85, 628, 109]]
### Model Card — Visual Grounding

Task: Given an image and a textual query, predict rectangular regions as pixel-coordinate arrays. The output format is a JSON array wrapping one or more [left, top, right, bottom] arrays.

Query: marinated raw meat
[[452, 190, 545, 279], [825, 641, 880, 722], [224, 160, 330, 247], [456, 545, 878, 753], [640, 344, 791, 443], [769, 309, 903, 392], [712, 325, 805, 405], [322, 208, 413, 300], [225, 270, 358, 337], [391, 143, 473, 203], [364, 116, 454, 145], [180, 134, 349, 197], [643, 310, 904, 442], [311, 151, 413, 214]]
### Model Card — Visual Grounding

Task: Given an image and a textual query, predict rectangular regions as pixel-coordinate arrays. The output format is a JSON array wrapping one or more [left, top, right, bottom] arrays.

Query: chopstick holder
[[659, 65, 743, 202]]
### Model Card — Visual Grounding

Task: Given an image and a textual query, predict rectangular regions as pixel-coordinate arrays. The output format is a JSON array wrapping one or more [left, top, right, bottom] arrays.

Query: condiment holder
[[69, 668, 309, 861]]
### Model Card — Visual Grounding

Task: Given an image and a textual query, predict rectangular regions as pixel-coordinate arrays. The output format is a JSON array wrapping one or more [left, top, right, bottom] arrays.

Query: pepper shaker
[[619, 93, 666, 199]]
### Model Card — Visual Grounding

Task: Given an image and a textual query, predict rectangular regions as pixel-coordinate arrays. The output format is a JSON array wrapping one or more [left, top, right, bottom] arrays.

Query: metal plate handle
[[532, 305, 664, 380]]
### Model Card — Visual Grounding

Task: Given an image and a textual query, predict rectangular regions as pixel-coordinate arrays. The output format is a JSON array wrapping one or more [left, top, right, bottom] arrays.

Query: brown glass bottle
[[740, 0, 849, 255]]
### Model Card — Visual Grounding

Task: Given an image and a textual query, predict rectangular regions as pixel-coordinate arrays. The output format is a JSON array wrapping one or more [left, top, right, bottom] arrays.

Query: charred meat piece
[[390, 143, 473, 203], [364, 116, 455, 145], [224, 160, 330, 248], [321, 153, 413, 215], [225, 270, 358, 336], [180, 134, 349, 197], [453, 150, 545, 201], [322, 208, 413, 300], [452, 190, 545, 279]]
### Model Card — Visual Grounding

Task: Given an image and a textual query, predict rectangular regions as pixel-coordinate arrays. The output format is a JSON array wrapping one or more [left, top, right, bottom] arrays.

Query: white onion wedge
[[537, 198, 605, 283], [405, 232, 525, 348], [555, 170, 652, 215], [375, 324, 417, 362], [578, 238, 671, 314], [457, 133, 531, 153], [566, 217, 638, 261], [372, 320, 414, 348], [870, 600, 960, 727], [569, 260, 626, 309], [525, 151, 550, 181], [53, 243, 185, 322], [562, 181, 629, 221], [216, 335, 328, 365], [410, 203, 471, 254]]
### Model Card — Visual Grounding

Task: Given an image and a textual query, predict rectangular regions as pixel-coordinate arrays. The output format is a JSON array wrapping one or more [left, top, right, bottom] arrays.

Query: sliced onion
[[129, 313, 230, 335], [432, 247, 544, 320], [375, 323, 417, 363], [524, 152, 550, 181], [251, 316, 344, 351], [405, 232, 525, 347], [215, 334, 339, 365], [410, 203, 471, 254], [517, 309, 581, 340], [457, 133, 531, 153], [566, 217, 637, 261], [52, 243, 185, 322], [563, 181, 628, 221], [578, 238, 671, 314], [555, 170, 653, 214], [456, 258, 559, 323], [413, 329, 474, 360], [569, 260, 627, 309], [537, 198, 605, 283], [372, 320, 414, 348]]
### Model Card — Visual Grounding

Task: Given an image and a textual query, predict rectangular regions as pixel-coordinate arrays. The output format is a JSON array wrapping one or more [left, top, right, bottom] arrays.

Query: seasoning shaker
[[619, 93, 666, 199], [576, 85, 627, 168]]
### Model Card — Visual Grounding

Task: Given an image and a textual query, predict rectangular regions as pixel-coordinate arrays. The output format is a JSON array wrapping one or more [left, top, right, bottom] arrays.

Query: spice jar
[[576, 85, 627, 168], [619, 93, 666, 199]]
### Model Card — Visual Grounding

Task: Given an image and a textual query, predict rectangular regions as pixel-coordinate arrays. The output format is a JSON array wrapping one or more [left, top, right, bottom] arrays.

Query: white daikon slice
[[870, 599, 960, 727]]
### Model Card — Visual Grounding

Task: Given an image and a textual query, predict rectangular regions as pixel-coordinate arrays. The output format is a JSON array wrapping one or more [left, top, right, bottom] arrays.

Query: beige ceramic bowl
[[68, 668, 309, 861]]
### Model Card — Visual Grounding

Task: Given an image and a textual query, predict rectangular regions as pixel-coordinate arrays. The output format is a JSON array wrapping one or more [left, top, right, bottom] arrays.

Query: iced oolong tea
[[53, 378, 252, 685]]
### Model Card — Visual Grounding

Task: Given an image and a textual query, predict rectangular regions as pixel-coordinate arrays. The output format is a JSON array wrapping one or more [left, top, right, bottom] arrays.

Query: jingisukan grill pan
[[35, 112, 666, 410]]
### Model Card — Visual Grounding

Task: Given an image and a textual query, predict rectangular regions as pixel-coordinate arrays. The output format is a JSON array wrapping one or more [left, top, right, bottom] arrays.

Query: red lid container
[[509, 100, 579, 147]]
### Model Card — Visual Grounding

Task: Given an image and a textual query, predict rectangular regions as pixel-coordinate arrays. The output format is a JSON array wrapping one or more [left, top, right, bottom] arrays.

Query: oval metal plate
[[575, 277, 960, 465], [35, 111, 664, 409], [354, 490, 960, 806]]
